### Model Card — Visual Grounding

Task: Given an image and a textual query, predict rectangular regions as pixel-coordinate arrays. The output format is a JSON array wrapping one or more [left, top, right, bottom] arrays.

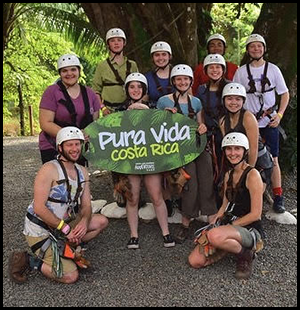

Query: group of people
[[9, 27, 290, 284]]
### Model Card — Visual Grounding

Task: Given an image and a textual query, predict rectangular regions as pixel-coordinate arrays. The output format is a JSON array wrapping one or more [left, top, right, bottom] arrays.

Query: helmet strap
[[227, 149, 248, 168], [110, 49, 123, 61], [155, 62, 170, 71]]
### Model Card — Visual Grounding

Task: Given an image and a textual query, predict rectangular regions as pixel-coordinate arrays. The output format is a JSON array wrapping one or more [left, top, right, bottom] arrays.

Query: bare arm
[[39, 108, 61, 138], [219, 116, 225, 137], [69, 167, 92, 241], [33, 163, 63, 228], [243, 111, 259, 166], [269, 91, 290, 128], [278, 91, 290, 116]]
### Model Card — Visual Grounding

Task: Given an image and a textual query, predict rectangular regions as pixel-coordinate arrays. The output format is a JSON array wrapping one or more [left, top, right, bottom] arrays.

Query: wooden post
[[28, 105, 34, 136]]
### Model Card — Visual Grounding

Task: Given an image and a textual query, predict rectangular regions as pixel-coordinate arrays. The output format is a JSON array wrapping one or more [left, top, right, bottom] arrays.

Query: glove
[[112, 173, 133, 204]]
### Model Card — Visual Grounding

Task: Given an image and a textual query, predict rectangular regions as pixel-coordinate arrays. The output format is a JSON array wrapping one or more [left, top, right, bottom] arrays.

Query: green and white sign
[[83, 109, 206, 174]]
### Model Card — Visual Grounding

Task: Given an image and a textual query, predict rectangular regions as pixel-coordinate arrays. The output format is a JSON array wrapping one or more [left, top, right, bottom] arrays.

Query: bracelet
[[61, 224, 71, 235], [101, 106, 107, 111], [57, 219, 64, 230], [277, 112, 283, 119]]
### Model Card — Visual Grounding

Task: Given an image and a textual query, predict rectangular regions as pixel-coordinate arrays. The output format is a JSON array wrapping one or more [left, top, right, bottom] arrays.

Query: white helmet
[[207, 34, 226, 46], [246, 34, 266, 50], [170, 64, 193, 80], [221, 132, 249, 150], [203, 54, 226, 70], [222, 82, 246, 100], [106, 28, 126, 43], [56, 126, 84, 149], [124, 72, 148, 90], [57, 54, 81, 71], [150, 41, 172, 55]]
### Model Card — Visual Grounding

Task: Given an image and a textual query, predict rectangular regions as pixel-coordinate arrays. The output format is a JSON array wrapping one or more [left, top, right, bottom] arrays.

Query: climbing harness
[[26, 158, 89, 277], [103, 58, 132, 87], [56, 80, 92, 129]]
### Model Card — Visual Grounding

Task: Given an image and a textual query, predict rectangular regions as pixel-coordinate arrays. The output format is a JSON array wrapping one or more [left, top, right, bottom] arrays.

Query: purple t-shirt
[[39, 83, 100, 150]]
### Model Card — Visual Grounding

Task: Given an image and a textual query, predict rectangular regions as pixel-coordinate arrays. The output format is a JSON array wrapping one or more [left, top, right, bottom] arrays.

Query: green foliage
[[3, 3, 108, 136], [279, 96, 297, 172], [3, 22, 74, 135], [210, 3, 262, 65]]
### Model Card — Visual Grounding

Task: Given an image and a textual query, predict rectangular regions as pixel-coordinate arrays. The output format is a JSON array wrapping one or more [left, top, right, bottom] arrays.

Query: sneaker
[[273, 195, 285, 213], [127, 237, 139, 249], [8, 251, 29, 283], [163, 234, 175, 248], [175, 225, 189, 244], [235, 248, 255, 280]]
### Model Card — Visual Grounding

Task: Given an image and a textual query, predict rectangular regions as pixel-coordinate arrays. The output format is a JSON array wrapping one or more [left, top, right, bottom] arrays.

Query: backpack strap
[[57, 80, 77, 125], [46, 159, 83, 217], [261, 61, 272, 93], [79, 84, 93, 129], [246, 62, 275, 94], [56, 81, 92, 129], [226, 166, 254, 202], [172, 93, 195, 119], [104, 58, 132, 87], [246, 63, 257, 94], [151, 67, 173, 95], [224, 109, 246, 134]]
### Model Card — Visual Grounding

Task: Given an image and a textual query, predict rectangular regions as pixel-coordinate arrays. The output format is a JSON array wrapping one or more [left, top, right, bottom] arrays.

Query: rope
[[51, 240, 63, 278]]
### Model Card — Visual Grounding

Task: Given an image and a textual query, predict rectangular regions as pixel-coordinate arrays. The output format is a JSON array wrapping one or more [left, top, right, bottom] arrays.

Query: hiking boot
[[8, 251, 29, 284], [273, 195, 285, 213], [127, 237, 139, 249], [163, 234, 175, 248], [175, 225, 189, 244], [235, 248, 255, 280]]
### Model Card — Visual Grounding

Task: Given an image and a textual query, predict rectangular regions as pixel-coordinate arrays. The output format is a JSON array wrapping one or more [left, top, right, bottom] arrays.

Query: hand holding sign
[[83, 109, 206, 174]]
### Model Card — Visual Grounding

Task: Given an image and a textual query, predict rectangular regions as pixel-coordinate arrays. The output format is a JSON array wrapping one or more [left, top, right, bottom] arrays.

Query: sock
[[273, 187, 283, 197], [28, 254, 43, 271]]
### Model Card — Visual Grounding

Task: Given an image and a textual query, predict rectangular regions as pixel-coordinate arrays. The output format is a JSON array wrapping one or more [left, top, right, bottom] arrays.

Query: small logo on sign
[[135, 162, 155, 172]]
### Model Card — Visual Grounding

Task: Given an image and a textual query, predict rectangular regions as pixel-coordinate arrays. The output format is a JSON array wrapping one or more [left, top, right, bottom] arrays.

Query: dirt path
[[3, 136, 297, 307]]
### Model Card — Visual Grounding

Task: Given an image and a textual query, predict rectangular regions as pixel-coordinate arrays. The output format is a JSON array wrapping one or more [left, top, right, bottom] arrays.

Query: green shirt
[[92, 56, 139, 105]]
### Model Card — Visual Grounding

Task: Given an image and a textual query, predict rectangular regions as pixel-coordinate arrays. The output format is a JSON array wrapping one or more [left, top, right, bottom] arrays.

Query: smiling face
[[224, 145, 245, 165], [224, 95, 244, 113], [59, 66, 80, 86], [206, 64, 224, 80], [59, 139, 82, 163], [173, 76, 192, 92], [208, 39, 225, 55], [152, 51, 171, 68], [247, 41, 265, 59], [128, 81, 144, 101]]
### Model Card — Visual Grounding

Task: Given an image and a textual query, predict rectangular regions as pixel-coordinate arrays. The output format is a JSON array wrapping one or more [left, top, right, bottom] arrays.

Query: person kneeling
[[188, 132, 264, 280], [9, 127, 108, 284]]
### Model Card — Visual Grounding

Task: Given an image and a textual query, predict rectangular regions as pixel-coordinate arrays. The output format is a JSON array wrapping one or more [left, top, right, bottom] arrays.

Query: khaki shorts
[[25, 215, 82, 275]]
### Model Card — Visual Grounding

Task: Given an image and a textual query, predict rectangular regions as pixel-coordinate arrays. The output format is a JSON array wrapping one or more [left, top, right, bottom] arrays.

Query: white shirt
[[233, 62, 288, 127]]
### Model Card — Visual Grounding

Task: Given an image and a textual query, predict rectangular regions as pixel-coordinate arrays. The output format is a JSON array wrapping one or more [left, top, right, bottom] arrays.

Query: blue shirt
[[145, 70, 174, 108], [196, 84, 223, 130], [157, 94, 202, 120]]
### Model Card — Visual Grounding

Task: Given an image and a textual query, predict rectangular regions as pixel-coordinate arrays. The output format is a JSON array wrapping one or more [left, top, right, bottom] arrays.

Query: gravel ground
[[3, 136, 297, 307]]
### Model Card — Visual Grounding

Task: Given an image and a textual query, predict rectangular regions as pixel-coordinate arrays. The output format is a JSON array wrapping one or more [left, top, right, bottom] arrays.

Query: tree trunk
[[241, 3, 297, 97], [80, 3, 212, 72], [3, 3, 17, 56], [17, 82, 25, 136]]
